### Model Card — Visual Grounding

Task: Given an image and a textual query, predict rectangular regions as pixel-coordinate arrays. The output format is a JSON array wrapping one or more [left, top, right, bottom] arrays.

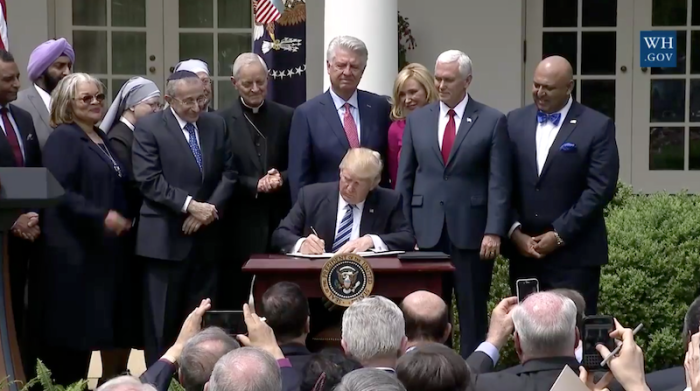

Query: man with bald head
[[505, 55, 619, 315], [471, 292, 580, 391], [400, 291, 452, 352]]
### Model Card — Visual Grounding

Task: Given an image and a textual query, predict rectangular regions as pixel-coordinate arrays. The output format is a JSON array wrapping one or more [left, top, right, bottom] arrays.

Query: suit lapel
[[538, 102, 582, 180], [522, 106, 540, 181], [359, 191, 378, 236], [27, 88, 51, 130], [447, 97, 479, 166], [229, 102, 264, 173], [320, 91, 350, 150], [9, 107, 34, 165], [428, 103, 443, 164], [317, 190, 339, 252], [75, 124, 121, 174], [357, 92, 372, 147], [164, 109, 202, 178], [196, 115, 215, 178]]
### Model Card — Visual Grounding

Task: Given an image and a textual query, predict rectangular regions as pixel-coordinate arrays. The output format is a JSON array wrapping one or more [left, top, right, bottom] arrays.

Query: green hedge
[[455, 182, 700, 372]]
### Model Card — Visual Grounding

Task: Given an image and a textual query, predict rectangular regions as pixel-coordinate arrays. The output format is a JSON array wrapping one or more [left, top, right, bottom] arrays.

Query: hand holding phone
[[582, 315, 617, 371], [516, 278, 539, 303], [203, 310, 247, 336]]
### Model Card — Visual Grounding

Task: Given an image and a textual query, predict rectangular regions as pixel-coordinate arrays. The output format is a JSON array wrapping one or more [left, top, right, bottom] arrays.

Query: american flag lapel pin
[[467, 117, 472, 123], [570, 119, 577, 124]]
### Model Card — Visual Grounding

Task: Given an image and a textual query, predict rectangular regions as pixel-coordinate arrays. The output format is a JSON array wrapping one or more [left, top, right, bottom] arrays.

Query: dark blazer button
[[440, 201, 444, 206]]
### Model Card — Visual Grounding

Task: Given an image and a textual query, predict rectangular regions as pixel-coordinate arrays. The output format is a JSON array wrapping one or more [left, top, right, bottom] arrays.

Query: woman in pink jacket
[[388, 63, 438, 188]]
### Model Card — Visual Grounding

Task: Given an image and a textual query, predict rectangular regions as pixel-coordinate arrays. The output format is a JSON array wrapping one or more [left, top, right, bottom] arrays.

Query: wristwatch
[[553, 231, 565, 246]]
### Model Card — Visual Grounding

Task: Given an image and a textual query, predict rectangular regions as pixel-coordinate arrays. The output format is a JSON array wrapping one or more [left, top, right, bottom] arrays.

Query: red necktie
[[1, 108, 23, 167], [442, 109, 456, 164], [343, 103, 360, 148]]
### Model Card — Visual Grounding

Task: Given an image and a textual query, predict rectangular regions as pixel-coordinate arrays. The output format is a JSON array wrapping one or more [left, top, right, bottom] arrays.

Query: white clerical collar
[[241, 98, 264, 114], [120, 116, 135, 131]]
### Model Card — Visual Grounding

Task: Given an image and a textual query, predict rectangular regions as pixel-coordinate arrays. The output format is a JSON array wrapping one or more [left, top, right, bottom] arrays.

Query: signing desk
[[243, 254, 455, 303]]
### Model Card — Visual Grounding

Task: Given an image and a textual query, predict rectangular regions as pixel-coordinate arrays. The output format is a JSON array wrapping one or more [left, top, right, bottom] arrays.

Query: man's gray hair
[[165, 75, 202, 98], [208, 347, 281, 391], [435, 50, 473, 79], [326, 35, 368, 67], [342, 296, 405, 362], [335, 368, 406, 391], [232, 53, 268, 78], [512, 292, 578, 358], [97, 376, 157, 391], [179, 327, 240, 391]]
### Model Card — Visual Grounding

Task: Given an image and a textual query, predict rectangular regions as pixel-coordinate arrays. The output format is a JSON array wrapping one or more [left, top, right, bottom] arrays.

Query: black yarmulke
[[167, 70, 198, 81]]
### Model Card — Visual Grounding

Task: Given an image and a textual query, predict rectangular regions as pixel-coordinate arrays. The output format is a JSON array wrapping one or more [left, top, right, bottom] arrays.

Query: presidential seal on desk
[[320, 253, 374, 307]]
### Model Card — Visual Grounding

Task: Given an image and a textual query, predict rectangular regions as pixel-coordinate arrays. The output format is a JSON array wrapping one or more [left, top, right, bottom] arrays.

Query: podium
[[242, 254, 455, 348], [0, 168, 64, 388]]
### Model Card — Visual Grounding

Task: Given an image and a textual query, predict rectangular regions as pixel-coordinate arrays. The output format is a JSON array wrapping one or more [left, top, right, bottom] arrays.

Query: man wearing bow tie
[[505, 56, 619, 314]]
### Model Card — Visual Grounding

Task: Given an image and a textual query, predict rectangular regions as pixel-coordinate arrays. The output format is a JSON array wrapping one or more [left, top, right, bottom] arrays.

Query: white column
[[323, 0, 398, 97]]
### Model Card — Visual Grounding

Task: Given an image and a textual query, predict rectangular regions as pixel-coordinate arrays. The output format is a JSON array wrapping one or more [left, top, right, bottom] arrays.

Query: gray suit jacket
[[12, 86, 52, 150], [395, 97, 511, 250]]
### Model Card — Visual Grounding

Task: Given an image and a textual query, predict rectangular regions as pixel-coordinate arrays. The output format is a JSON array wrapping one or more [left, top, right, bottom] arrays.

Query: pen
[[600, 323, 643, 367], [310, 226, 319, 237]]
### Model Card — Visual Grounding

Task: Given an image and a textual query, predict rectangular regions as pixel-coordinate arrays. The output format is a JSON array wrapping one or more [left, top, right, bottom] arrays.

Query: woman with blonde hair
[[31, 73, 140, 386], [387, 63, 438, 188]]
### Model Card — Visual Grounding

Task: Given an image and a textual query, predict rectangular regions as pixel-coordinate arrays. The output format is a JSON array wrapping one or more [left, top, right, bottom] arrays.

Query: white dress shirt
[[0, 105, 26, 161], [34, 84, 51, 112], [120, 116, 135, 131], [508, 97, 573, 237], [292, 193, 388, 253], [329, 89, 361, 143], [170, 108, 202, 213], [438, 94, 469, 149]]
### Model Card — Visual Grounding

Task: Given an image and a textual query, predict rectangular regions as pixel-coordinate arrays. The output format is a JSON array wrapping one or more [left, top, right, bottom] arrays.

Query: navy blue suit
[[505, 101, 619, 313], [287, 90, 391, 203]]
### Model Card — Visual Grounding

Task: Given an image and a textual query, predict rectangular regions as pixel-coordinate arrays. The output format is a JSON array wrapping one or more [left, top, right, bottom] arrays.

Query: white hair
[[326, 35, 368, 67], [435, 50, 473, 79], [232, 53, 268, 78], [208, 347, 281, 391], [97, 376, 157, 391], [335, 368, 407, 391], [511, 292, 578, 358], [165, 75, 202, 98], [342, 296, 405, 362]]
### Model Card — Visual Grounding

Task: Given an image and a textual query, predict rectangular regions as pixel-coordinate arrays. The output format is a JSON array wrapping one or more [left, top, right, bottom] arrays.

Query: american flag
[[0, 0, 8, 50], [254, 0, 283, 25]]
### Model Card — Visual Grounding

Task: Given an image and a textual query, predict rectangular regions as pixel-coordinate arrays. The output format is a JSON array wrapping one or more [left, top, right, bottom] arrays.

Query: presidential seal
[[320, 253, 374, 307]]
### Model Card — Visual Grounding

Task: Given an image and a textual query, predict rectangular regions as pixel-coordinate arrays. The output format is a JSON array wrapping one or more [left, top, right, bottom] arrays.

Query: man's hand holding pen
[[299, 226, 325, 254]]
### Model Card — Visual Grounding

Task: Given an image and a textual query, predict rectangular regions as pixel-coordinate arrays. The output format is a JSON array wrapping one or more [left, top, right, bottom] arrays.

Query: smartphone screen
[[582, 315, 616, 370], [516, 278, 539, 303], [202, 311, 247, 335]]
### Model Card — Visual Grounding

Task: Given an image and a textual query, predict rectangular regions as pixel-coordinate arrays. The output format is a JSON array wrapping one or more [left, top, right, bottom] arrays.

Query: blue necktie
[[536, 110, 562, 126], [332, 205, 355, 252], [185, 122, 203, 171]]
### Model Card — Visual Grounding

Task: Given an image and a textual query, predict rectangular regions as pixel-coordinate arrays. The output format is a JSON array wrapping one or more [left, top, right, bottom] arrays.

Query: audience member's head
[[262, 282, 310, 344], [97, 376, 156, 391], [335, 368, 406, 391], [549, 288, 586, 333], [179, 327, 240, 391], [684, 295, 700, 348], [396, 343, 472, 391], [511, 291, 578, 362], [206, 347, 281, 391], [300, 348, 362, 391], [341, 296, 407, 367], [400, 290, 451, 349]]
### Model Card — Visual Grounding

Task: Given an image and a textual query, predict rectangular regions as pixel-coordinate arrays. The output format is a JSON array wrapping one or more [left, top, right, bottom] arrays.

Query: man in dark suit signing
[[132, 70, 237, 366], [217, 52, 293, 310], [288, 35, 391, 203], [273, 147, 414, 254], [396, 50, 511, 357], [505, 55, 619, 314]]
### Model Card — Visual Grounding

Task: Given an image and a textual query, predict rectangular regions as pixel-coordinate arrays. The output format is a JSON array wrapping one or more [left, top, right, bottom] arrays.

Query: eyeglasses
[[75, 93, 106, 104], [145, 101, 163, 111], [172, 96, 208, 108]]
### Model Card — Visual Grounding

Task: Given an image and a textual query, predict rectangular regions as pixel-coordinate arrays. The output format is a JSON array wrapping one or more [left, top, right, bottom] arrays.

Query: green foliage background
[[454, 182, 700, 371]]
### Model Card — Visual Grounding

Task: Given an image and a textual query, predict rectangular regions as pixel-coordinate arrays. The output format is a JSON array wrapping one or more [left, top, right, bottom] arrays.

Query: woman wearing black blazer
[[31, 73, 139, 386]]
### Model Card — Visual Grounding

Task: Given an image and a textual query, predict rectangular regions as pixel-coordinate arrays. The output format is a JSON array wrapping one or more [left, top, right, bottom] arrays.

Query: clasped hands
[[512, 228, 561, 258], [12, 212, 40, 241], [183, 200, 219, 235], [257, 169, 283, 193], [299, 234, 373, 255]]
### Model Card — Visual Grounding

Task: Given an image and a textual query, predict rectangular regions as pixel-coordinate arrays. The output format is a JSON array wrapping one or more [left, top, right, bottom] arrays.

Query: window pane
[[691, 32, 700, 74], [650, 79, 686, 122], [693, 0, 700, 25], [651, 31, 686, 75], [649, 127, 684, 170], [581, 32, 616, 75], [690, 127, 700, 169], [179, 34, 214, 72], [218, 33, 252, 77], [690, 80, 700, 122], [542, 32, 578, 75], [543, 0, 577, 27], [112, 79, 129, 101], [112, 0, 145, 27], [73, 0, 106, 26], [73, 31, 108, 74], [179, 0, 213, 28], [218, 0, 252, 28], [218, 80, 238, 110], [112, 32, 147, 75], [581, 80, 615, 119], [652, 0, 687, 26], [582, 0, 617, 27]]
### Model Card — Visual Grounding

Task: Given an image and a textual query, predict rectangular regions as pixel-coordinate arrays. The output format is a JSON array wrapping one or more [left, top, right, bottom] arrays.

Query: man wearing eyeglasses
[[174, 59, 214, 112], [132, 70, 237, 366]]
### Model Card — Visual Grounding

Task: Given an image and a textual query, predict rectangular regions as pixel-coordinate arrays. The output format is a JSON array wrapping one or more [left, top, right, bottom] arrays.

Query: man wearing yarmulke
[[12, 38, 74, 150]]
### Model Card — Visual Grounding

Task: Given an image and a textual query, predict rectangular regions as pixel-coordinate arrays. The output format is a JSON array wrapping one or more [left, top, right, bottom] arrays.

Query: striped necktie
[[332, 204, 355, 252]]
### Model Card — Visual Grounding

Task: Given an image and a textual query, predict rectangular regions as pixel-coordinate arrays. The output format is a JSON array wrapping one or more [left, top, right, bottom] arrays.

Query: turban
[[100, 77, 160, 133], [27, 38, 75, 82], [173, 59, 209, 75]]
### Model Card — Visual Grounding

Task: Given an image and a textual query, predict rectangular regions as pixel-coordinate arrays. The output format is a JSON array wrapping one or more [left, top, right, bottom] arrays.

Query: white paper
[[549, 365, 588, 391], [287, 250, 405, 259]]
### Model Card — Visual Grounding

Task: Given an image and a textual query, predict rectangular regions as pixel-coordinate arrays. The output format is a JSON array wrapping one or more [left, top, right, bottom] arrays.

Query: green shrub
[[457, 182, 700, 372]]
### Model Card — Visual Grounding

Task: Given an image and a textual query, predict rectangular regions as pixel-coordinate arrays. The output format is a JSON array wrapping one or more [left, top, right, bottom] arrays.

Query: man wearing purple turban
[[11, 38, 74, 150]]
